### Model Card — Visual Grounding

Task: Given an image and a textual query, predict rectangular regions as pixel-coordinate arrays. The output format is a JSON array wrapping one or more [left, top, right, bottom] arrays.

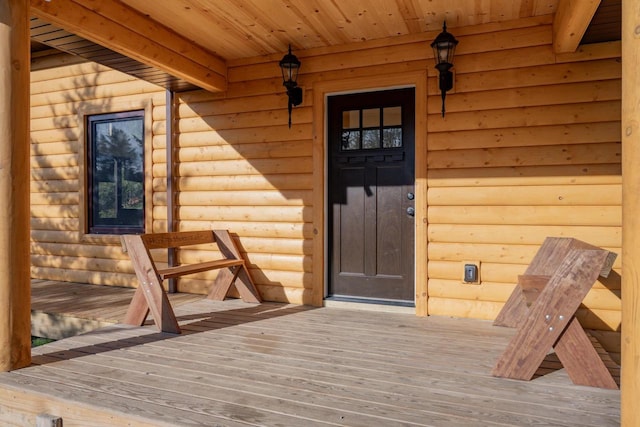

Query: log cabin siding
[[424, 28, 621, 334], [155, 87, 316, 302], [30, 62, 165, 288], [28, 16, 621, 339]]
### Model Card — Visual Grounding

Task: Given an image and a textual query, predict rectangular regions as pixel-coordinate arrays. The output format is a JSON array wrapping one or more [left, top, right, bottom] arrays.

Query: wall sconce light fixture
[[430, 21, 458, 117], [279, 45, 303, 128]]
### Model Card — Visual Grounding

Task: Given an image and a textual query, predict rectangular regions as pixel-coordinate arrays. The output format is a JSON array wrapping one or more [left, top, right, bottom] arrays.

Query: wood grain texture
[[122, 230, 261, 332], [553, 0, 601, 53], [31, 0, 226, 92], [554, 317, 618, 389], [0, 295, 619, 426], [28, 16, 622, 321], [492, 248, 615, 388], [621, 0, 640, 423], [0, 0, 31, 371], [122, 235, 180, 333]]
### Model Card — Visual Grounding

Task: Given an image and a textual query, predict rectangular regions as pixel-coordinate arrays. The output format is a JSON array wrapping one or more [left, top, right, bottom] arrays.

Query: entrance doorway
[[328, 88, 415, 305]]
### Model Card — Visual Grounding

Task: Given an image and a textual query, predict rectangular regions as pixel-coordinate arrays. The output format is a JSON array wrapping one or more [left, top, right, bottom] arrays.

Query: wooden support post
[[0, 0, 30, 371], [621, 0, 640, 423]]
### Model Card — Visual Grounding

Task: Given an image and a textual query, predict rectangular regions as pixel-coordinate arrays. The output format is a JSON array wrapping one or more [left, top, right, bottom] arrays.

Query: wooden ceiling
[[117, 0, 559, 60], [581, 0, 621, 44], [30, 0, 619, 92]]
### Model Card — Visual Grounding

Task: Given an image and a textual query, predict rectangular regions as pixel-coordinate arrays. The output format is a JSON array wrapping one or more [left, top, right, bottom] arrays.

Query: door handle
[[406, 206, 415, 217]]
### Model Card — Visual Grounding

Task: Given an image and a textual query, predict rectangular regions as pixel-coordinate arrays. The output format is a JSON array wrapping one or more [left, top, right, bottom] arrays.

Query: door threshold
[[324, 296, 415, 314]]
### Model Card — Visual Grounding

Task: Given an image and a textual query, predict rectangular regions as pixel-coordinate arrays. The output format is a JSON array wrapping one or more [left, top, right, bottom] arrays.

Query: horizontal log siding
[[29, 16, 622, 338], [425, 30, 621, 332], [163, 85, 315, 302], [30, 62, 164, 288], [200, 16, 620, 322]]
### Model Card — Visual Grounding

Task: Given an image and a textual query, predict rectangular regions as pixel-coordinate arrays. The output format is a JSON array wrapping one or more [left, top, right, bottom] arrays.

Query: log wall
[[29, 15, 621, 343], [425, 34, 622, 334], [30, 61, 165, 287]]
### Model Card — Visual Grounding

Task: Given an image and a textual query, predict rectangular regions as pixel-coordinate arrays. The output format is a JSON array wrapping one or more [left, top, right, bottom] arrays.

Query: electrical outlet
[[461, 260, 481, 284], [464, 264, 477, 282]]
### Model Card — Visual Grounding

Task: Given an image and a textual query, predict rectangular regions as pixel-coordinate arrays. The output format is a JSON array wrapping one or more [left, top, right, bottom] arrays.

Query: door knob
[[406, 206, 415, 217]]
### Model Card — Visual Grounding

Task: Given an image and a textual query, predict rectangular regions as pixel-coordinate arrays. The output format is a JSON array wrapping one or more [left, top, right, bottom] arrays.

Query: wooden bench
[[492, 237, 618, 389], [122, 230, 261, 333]]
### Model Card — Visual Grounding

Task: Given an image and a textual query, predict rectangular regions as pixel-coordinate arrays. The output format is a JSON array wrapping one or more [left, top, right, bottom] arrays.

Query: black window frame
[[86, 110, 145, 235]]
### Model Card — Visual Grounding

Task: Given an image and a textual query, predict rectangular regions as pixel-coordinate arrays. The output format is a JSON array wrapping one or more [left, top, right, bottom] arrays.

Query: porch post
[[622, 0, 640, 424], [0, 0, 31, 371]]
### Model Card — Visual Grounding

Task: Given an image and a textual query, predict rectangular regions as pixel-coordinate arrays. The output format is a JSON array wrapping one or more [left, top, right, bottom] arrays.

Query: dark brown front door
[[328, 88, 415, 305]]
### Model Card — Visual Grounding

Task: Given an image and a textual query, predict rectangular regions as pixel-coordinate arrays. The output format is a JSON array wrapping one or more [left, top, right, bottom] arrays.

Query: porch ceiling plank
[[70, 0, 226, 77], [553, 0, 601, 53], [121, 0, 297, 58], [114, 1, 561, 60], [30, 0, 227, 93]]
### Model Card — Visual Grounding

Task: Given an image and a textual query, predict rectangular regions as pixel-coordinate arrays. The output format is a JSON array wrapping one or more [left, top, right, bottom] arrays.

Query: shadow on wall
[[31, 63, 140, 290], [173, 83, 313, 305]]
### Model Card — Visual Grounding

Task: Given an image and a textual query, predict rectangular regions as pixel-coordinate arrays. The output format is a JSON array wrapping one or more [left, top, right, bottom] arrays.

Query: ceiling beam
[[30, 0, 227, 93], [553, 0, 601, 53]]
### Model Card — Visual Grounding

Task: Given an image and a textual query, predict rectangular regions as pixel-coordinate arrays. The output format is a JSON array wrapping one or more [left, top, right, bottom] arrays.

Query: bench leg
[[234, 265, 261, 303], [123, 285, 149, 326], [123, 235, 181, 334], [554, 317, 618, 389], [208, 266, 240, 301], [209, 230, 262, 303]]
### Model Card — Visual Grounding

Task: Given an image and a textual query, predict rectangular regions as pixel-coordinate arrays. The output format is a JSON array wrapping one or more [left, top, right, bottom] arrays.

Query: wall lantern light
[[279, 45, 303, 128], [430, 21, 458, 117]]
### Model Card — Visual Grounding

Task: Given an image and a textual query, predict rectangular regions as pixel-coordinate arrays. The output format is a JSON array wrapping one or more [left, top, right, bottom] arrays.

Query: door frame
[[312, 71, 428, 315]]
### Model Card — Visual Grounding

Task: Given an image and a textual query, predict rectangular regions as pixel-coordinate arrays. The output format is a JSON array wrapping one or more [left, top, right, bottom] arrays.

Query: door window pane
[[383, 107, 401, 126], [341, 130, 360, 150], [343, 110, 360, 129], [383, 128, 402, 148], [362, 108, 380, 128], [363, 129, 381, 149]]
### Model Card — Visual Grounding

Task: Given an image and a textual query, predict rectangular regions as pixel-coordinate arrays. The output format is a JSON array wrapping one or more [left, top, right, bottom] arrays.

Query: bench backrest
[[525, 237, 617, 278], [141, 230, 216, 249]]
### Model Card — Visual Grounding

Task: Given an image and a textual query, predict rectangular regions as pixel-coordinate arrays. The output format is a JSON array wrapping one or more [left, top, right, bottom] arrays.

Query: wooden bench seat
[[157, 259, 245, 280], [122, 229, 261, 333]]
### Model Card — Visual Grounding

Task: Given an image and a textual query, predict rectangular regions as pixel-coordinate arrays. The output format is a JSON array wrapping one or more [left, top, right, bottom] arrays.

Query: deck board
[[0, 282, 621, 426], [30, 280, 205, 339]]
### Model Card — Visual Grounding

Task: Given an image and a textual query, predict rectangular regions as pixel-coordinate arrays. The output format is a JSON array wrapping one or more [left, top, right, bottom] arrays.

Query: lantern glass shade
[[279, 46, 301, 87], [432, 40, 456, 64], [430, 22, 458, 66]]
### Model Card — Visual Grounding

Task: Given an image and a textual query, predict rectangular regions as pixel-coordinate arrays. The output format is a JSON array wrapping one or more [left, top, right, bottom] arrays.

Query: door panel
[[328, 88, 415, 304], [338, 167, 366, 274]]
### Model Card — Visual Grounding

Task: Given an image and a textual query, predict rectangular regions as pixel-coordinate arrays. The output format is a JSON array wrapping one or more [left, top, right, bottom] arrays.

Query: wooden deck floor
[[30, 279, 205, 339], [0, 281, 621, 426]]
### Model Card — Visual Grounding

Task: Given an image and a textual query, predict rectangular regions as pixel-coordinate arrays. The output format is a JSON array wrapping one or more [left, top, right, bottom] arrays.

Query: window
[[341, 106, 403, 151], [87, 111, 145, 234]]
